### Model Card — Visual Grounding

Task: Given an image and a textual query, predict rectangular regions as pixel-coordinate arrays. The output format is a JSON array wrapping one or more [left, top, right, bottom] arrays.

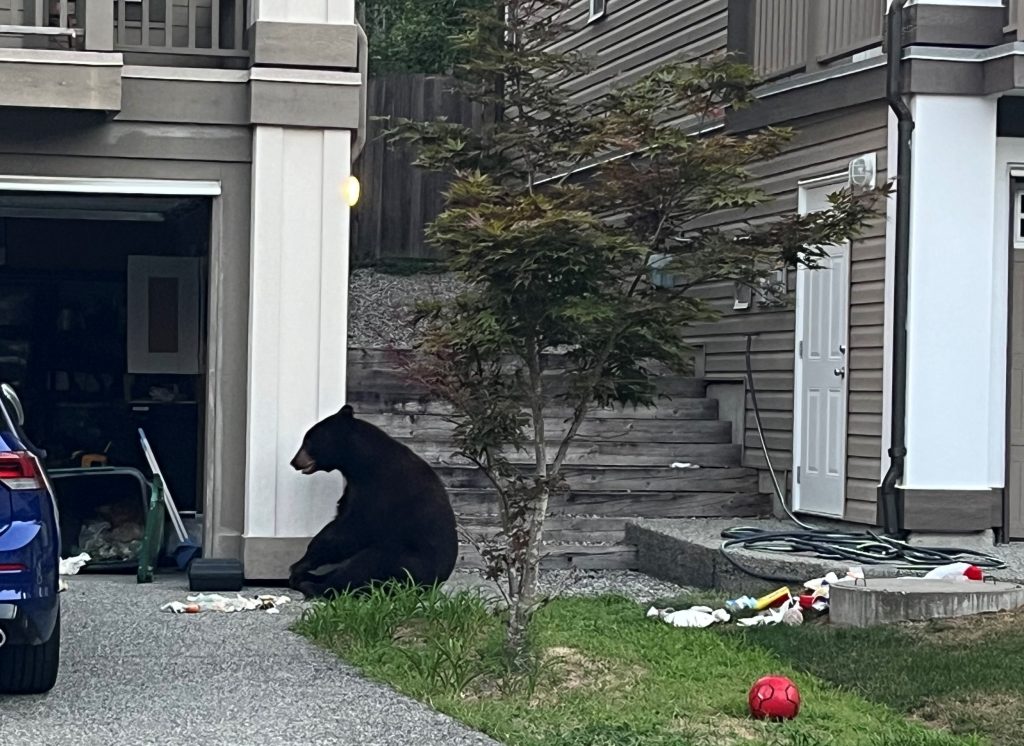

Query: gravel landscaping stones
[[348, 269, 465, 349]]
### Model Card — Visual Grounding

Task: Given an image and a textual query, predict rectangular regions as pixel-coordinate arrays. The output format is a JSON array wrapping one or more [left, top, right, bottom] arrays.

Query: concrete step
[[624, 518, 910, 597], [358, 412, 732, 444], [829, 578, 1024, 627]]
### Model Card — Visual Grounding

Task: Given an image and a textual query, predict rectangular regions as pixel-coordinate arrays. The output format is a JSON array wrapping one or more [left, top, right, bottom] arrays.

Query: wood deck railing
[[113, 0, 248, 57], [0, 0, 78, 41], [1006, 0, 1024, 40], [0, 0, 248, 56], [734, 0, 885, 80]]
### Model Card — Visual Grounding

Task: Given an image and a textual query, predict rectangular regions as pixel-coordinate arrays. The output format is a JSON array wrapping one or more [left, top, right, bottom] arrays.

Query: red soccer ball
[[748, 675, 801, 720]]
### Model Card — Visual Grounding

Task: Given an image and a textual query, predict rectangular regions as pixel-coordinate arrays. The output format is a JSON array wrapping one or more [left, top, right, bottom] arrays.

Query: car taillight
[[0, 451, 44, 491], [0, 563, 26, 572]]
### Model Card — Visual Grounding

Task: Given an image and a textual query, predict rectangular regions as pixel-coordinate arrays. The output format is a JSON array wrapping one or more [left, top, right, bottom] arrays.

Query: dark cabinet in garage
[[130, 400, 200, 512]]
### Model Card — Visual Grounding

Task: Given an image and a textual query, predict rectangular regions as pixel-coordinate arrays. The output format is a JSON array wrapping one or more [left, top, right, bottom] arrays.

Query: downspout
[[879, 0, 913, 536]]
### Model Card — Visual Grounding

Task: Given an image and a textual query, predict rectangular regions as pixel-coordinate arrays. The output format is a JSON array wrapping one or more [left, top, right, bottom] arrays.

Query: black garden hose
[[719, 335, 1007, 584]]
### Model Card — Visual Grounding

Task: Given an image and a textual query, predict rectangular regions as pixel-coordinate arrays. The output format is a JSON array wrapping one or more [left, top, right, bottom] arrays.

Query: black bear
[[287, 404, 459, 597]]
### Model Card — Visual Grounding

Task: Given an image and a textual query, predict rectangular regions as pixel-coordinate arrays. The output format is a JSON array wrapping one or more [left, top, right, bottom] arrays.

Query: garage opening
[[0, 192, 211, 568]]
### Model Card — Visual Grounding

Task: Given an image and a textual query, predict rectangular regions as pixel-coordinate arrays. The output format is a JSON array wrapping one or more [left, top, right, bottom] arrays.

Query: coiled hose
[[718, 335, 1007, 583]]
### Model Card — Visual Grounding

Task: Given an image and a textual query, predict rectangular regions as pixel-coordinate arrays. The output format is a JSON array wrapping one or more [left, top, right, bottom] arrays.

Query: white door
[[793, 177, 850, 517]]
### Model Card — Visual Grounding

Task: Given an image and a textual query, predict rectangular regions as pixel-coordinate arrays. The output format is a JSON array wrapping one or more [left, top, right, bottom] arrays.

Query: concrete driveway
[[0, 575, 497, 746]]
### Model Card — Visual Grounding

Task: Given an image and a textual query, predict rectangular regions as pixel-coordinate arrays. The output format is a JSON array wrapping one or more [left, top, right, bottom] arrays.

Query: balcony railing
[[0, 0, 248, 59], [113, 0, 248, 57], [735, 0, 885, 80], [0, 0, 78, 43], [1007, 0, 1024, 40]]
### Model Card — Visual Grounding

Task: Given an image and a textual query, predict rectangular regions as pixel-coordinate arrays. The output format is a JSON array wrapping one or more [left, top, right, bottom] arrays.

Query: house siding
[[0, 76, 254, 560], [686, 101, 889, 524], [549, 0, 727, 104]]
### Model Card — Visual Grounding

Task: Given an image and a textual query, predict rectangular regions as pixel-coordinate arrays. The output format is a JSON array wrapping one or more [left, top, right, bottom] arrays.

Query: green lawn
[[745, 612, 1024, 746], [294, 583, 1018, 746]]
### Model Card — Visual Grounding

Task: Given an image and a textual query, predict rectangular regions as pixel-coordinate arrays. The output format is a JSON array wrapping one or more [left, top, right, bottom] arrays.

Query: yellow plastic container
[[753, 586, 792, 611]]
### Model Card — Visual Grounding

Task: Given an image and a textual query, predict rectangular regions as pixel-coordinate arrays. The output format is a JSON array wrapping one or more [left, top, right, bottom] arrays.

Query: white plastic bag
[[646, 605, 730, 628]]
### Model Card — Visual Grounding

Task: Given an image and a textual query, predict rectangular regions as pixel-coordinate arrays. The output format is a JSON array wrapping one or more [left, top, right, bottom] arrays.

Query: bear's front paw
[[297, 580, 323, 599]]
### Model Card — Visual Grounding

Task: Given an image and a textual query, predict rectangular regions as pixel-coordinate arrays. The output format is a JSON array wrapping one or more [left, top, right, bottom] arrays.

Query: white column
[[245, 126, 350, 540], [249, 0, 354, 25], [903, 94, 999, 490]]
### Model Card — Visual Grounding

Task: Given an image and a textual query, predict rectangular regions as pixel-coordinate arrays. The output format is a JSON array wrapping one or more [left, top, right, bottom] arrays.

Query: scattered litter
[[736, 598, 804, 627], [646, 605, 730, 628], [59, 552, 91, 576], [160, 593, 292, 615], [670, 462, 700, 470], [58, 552, 92, 593], [726, 586, 792, 613], [923, 562, 984, 582]]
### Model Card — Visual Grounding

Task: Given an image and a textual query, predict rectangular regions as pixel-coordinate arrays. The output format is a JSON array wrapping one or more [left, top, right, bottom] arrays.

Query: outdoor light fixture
[[341, 175, 361, 207]]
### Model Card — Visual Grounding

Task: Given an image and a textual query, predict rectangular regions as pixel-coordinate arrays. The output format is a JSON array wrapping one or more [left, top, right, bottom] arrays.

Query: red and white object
[[923, 562, 985, 582]]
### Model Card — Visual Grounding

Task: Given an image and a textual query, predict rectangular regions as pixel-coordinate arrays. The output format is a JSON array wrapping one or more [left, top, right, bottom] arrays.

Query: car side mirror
[[1, 383, 25, 427]]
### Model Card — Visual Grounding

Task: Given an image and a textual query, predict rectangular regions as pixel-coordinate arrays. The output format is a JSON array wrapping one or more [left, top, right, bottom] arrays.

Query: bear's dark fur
[[287, 404, 458, 597]]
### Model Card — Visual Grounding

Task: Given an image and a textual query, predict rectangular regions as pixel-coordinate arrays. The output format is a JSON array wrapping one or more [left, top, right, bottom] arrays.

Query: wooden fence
[[351, 74, 487, 263]]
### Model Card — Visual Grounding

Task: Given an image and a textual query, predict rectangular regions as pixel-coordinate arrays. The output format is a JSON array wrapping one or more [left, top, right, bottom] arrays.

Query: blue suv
[[0, 382, 60, 694]]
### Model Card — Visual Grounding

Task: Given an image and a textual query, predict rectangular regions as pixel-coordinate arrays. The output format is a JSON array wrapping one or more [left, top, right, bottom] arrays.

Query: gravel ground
[[443, 568, 691, 609], [0, 575, 497, 746], [534, 569, 689, 603], [348, 269, 465, 349], [0, 569, 683, 745]]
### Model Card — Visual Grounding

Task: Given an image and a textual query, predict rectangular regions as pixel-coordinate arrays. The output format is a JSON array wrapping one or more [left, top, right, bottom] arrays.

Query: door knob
[[834, 367, 846, 378]]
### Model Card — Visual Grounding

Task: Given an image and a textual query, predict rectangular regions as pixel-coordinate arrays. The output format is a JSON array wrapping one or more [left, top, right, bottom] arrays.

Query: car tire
[[0, 609, 60, 694]]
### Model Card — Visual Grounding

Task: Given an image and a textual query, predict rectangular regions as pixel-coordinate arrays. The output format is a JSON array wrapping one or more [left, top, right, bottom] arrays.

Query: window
[[733, 268, 788, 311], [733, 282, 752, 311], [589, 0, 607, 23]]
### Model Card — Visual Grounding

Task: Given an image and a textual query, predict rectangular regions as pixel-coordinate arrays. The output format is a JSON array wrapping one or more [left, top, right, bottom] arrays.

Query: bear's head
[[290, 404, 360, 476]]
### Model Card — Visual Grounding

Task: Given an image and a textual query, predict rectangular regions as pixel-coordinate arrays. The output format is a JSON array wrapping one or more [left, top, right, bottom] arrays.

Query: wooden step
[[347, 369, 708, 399], [349, 397, 721, 421], [433, 464, 758, 492], [456, 543, 638, 571], [406, 441, 742, 468], [457, 515, 628, 545], [348, 347, 694, 374], [448, 488, 768, 518], [358, 412, 731, 444]]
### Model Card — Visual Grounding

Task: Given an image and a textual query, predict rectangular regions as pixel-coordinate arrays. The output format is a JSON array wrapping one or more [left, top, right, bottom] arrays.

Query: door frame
[[1005, 178, 1024, 540], [792, 171, 852, 517], [0, 173, 223, 533]]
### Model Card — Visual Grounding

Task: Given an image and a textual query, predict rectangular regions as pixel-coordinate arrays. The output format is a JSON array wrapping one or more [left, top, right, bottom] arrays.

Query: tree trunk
[[504, 340, 551, 661]]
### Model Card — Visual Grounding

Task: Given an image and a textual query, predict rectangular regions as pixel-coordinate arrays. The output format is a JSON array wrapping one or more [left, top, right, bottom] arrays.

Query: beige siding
[[686, 102, 889, 524], [548, 0, 727, 104]]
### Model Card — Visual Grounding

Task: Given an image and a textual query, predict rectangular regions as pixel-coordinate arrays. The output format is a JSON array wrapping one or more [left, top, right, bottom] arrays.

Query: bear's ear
[[339, 404, 354, 418]]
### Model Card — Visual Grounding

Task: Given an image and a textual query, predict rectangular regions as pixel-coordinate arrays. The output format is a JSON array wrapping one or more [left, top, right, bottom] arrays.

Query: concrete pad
[[626, 518, 1024, 598], [830, 578, 1024, 628], [907, 530, 996, 552], [626, 519, 900, 597]]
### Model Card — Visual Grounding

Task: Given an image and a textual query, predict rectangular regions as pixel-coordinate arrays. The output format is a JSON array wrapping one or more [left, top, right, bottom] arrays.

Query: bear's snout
[[291, 447, 318, 475]]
